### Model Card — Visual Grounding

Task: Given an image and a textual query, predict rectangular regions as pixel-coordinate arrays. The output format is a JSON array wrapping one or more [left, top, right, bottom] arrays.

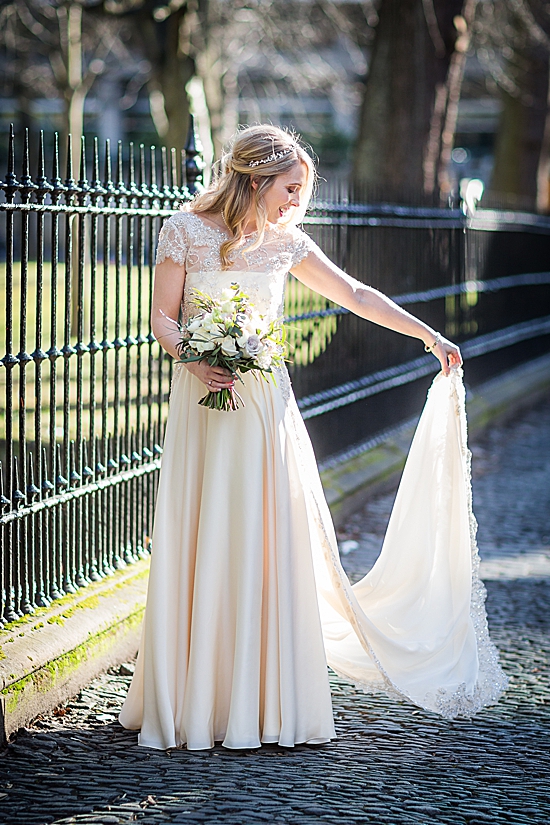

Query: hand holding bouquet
[[176, 284, 286, 411]]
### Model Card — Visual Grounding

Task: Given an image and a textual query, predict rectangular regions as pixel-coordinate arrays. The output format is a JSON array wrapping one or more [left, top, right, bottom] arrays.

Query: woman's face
[[258, 162, 309, 224]]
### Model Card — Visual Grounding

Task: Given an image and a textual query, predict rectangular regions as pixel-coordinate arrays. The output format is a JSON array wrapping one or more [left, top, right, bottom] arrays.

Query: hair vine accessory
[[248, 148, 293, 168]]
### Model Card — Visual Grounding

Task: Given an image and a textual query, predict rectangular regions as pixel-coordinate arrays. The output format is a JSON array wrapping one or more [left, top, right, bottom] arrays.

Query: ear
[[251, 176, 259, 191]]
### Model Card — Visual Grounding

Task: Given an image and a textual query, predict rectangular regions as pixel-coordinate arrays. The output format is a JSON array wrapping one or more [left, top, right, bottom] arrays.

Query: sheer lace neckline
[[186, 211, 285, 243]]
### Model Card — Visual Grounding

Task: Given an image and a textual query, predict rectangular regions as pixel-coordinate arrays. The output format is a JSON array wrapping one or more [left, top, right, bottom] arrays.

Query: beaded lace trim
[[155, 211, 314, 328]]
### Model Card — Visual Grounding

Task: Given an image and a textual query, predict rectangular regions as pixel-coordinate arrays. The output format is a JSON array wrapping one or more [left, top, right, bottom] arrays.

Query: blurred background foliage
[[1, 0, 550, 210]]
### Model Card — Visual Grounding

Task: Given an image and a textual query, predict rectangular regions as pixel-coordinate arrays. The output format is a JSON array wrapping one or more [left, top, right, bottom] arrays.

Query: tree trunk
[[55, 1, 90, 176], [489, 44, 550, 211], [143, 11, 194, 159], [353, 0, 469, 204]]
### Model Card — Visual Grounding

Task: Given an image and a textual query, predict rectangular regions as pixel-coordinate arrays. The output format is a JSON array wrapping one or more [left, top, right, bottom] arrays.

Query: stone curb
[[2, 354, 549, 743], [322, 353, 550, 528], [0, 560, 149, 743]]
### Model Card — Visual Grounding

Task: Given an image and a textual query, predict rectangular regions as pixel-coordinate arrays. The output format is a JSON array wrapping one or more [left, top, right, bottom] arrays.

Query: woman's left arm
[[291, 244, 462, 376]]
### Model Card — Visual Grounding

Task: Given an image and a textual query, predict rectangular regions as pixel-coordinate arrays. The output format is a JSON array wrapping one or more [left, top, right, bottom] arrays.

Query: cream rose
[[221, 336, 238, 356]]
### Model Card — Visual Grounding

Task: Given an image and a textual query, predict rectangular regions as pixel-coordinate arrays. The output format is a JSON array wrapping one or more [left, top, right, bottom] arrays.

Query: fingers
[[210, 366, 233, 378], [185, 360, 235, 391], [205, 366, 234, 391], [437, 344, 462, 376], [202, 366, 235, 392]]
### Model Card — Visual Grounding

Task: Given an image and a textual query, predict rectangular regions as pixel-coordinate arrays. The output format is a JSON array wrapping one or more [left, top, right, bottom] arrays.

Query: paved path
[[1, 395, 550, 825]]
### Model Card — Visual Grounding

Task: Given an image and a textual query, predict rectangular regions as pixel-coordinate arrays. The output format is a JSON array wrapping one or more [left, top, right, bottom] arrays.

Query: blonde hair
[[187, 125, 315, 269]]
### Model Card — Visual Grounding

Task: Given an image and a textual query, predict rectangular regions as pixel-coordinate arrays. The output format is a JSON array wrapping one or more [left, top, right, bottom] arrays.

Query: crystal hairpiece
[[248, 148, 293, 168]]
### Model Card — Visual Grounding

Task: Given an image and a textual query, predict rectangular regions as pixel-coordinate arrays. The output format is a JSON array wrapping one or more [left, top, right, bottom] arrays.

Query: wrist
[[419, 326, 437, 347], [424, 331, 442, 353]]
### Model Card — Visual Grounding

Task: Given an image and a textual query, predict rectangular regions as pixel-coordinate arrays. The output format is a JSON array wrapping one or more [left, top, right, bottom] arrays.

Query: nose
[[290, 194, 300, 207]]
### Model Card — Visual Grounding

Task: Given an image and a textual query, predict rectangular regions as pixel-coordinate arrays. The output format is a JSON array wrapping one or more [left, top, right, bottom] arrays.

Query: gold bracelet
[[424, 332, 442, 353]]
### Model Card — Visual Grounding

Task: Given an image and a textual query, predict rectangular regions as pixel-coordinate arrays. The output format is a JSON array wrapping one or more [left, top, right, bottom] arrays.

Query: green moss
[[47, 616, 65, 626], [76, 594, 100, 611], [2, 607, 145, 715], [0, 648, 6, 662], [0, 559, 150, 638]]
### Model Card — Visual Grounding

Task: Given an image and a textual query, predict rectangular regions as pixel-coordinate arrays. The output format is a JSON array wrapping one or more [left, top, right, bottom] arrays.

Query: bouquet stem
[[198, 387, 246, 411]]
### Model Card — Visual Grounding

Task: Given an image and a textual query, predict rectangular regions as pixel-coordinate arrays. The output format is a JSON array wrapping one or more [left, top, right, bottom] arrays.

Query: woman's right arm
[[151, 258, 187, 360], [150, 258, 234, 391]]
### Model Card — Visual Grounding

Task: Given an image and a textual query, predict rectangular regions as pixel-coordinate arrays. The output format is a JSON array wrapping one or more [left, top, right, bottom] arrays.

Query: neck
[[241, 208, 258, 236]]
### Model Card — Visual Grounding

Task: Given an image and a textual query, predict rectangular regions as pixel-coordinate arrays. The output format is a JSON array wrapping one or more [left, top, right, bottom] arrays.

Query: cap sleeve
[[289, 227, 317, 269], [155, 212, 189, 266]]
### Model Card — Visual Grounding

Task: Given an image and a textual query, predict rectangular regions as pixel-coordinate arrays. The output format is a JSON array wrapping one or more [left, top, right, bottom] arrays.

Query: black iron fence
[[2, 124, 550, 626], [296, 201, 550, 459]]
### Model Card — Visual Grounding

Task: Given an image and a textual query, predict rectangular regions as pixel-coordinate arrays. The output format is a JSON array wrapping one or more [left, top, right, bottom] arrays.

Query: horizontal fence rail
[[2, 127, 550, 626]]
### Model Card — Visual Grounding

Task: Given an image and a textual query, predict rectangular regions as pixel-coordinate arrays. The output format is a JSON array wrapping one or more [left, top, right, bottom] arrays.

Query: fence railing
[[2, 124, 550, 626], [296, 198, 550, 458]]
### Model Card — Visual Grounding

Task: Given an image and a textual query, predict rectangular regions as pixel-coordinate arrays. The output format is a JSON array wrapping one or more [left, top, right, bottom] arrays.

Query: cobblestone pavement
[[1, 395, 550, 825]]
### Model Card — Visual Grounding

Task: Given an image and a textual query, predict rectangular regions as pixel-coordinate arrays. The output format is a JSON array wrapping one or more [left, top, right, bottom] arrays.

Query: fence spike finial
[[55, 443, 68, 490], [78, 134, 89, 195], [116, 140, 124, 192], [41, 446, 54, 495], [3, 123, 21, 202], [69, 440, 81, 486], [129, 140, 135, 185], [129, 141, 139, 200], [185, 114, 204, 196], [27, 452, 40, 498], [91, 136, 105, 201], [161, 146, 171, 200], [65, 133, 79, 197], [170, 146, 178, 195], [22, 127, 30, 176], [8, 122, 15, 175], [37, 131, 53, 200], [0, 462, 11, 509], [149, 145, 160, 200], [103, 138, 115, 199], [51, 132, 64, 202], [20, 128, 37, 202], [12, 455, 25, 506], [66, 133, 73, 183], [139, 143, 150, 198]]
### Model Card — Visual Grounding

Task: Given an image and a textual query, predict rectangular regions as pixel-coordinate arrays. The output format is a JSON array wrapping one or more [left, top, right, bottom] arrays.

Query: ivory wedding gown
[[119, 212, 507, 750]]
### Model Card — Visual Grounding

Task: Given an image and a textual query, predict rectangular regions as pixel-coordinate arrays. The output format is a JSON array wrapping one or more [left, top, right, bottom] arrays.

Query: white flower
[[187, 316, 203, 333], [221, 336, 238, 356], [257, 352, 272, 370], [236, 330, 250, 348], [245, 335, 263, 357], [192, 337, 216, 353], [199, 318, 218, 335]]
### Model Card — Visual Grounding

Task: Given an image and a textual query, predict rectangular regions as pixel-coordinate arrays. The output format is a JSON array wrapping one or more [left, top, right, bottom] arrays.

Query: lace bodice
[[156, 211, 315, 322]]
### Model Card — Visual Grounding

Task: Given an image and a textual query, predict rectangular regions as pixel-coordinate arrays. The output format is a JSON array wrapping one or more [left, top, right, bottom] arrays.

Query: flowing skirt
[[119, 364, 507, 749]]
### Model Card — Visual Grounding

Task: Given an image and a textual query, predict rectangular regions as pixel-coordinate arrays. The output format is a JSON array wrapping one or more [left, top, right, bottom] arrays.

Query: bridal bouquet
[[176, 283, 286, 411]]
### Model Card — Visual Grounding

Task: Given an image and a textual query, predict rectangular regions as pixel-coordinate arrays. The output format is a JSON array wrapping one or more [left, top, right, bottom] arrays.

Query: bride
[[119, 125, 507, 750]]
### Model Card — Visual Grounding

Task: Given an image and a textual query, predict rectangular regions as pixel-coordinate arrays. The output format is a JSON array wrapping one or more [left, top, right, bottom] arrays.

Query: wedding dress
[[119, 212, 507, 750]]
